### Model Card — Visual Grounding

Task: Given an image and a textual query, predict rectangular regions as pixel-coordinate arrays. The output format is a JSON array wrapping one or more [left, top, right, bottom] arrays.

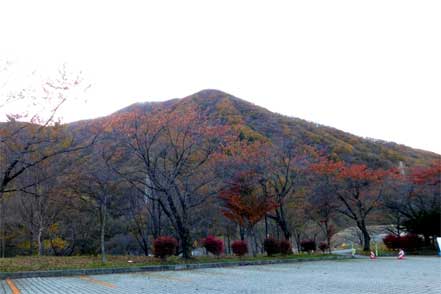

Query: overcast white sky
[[0, 0, 440, 154]]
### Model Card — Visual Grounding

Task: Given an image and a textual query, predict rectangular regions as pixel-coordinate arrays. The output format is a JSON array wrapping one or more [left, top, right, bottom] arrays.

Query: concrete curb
[[0, 255, 350, 280]]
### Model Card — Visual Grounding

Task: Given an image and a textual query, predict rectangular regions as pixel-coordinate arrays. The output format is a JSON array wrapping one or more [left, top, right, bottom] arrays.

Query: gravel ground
[[1, 256, 440, 294]]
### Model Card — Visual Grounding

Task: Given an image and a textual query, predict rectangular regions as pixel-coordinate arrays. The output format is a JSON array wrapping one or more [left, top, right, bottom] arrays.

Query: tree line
[[0, 71, 439, 261]]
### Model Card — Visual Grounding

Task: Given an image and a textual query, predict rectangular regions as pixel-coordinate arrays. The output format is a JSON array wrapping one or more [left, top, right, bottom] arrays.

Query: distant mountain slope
[[74, 89, 439, 168]]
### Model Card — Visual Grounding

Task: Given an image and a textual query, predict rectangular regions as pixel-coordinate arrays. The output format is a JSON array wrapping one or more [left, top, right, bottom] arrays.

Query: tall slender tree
[[109, 105, 229, 258]]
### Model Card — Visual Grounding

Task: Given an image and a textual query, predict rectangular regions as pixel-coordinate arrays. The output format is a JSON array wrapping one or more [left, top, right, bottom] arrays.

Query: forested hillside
[[1, 89, 439, 259], [103, 89, 437, 168]]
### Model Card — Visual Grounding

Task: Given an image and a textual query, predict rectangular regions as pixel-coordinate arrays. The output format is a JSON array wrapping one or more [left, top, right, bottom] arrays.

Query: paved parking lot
[[1, 257, 440, 294]]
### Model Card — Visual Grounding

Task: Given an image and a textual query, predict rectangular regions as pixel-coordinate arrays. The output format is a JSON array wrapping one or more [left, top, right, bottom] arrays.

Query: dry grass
[[0, 255, 159, 272], [0, 253, 331, 273]]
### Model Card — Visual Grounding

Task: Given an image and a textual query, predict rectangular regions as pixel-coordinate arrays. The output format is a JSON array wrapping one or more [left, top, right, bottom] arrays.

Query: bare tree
[[69, 149, 121, 263], [109, 106, 228, 258]]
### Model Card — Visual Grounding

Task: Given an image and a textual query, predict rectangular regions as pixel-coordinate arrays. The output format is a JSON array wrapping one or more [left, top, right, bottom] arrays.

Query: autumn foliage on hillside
[[1, 89, 439, 260], [410, 162, 441, 186]]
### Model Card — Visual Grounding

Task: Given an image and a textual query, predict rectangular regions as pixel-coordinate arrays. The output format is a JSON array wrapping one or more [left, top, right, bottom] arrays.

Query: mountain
[[74, 89, 439, 168]]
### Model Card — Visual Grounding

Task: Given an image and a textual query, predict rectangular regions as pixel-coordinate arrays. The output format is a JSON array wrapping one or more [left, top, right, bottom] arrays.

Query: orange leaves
[[219, 172, 278, 227], [220, 192, 278, 227], [217, 140, 276, 176], [406, 161, 440, 203], [338, 164, 389, 183], [410, 161, 441, 186], [310, 158, 400, 217], [310, 158, 393, 183], [310, 159, 344, 175]]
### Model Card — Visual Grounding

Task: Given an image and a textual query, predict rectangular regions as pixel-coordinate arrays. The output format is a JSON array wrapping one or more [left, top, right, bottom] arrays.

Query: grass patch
[[0, 253, 334, 273]]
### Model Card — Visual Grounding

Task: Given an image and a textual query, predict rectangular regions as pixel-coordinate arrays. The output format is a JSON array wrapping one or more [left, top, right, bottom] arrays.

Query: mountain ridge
[[72, 89, 438, 168]]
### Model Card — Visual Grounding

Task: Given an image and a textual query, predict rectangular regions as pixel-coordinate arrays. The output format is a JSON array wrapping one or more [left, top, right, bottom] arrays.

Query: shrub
[[263, 237, 280, 256], [400, 234, 424, 250], [202, 235, 224, 256], [153, 236, 178, 260], [319, 242, 329, 253], [231, 240, 248, 256], [383, 234, 424, 251], [279, 240, 292, 255], [300, 239, 316, 252], [383, 234, 400, 249]]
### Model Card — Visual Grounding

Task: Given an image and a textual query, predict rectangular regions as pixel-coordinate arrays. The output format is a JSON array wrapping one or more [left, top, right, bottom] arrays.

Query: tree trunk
[[36, 192, 45, 256], [151, 199, 161, 239], [293, 231, 302, 253], [323, 220, 332, 253], [223, 236, 227, 255], [29, 230, 34, 255], [239, 225, 245, 241], [179, 227, 192, 259], [100, 201, 107, 263], [359, 223, 371, 251], [280, 221, 291, 240], [37, 226, 44, 256], [327, 234, 332, 254], [264, 215, 268, 238], [279, 207, 291, 240], [247, 226, 257, 257], [143, 228, 149, 256]]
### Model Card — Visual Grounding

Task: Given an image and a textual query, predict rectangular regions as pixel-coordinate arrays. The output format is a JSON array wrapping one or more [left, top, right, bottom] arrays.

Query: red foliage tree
[[218, 139, 312, 241], [311, 159, 397, 251], [219, 172, 278, 256]]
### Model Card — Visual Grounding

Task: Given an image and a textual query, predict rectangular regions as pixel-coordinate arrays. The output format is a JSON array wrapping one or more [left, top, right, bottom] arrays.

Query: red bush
[[279, 240, 292, 255], [153, 236, 178, 259], [231, 240, 248, 256], [401, 234, 424, 250], [383, 234, 424, 251], [202, 235, 224, 256], [383, 234, 400, 249], [263, 237, 280, 256], [300, 239, 316, 252], [318, 242, 329, 253]]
